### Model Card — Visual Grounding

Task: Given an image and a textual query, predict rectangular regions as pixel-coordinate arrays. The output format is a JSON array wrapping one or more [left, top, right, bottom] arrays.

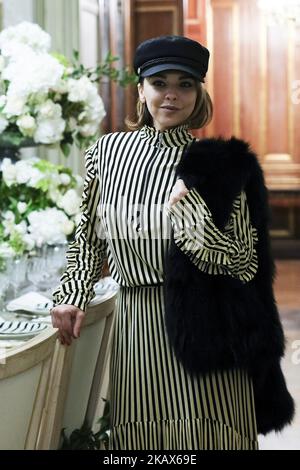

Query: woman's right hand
[[50, 304, 86, 346]]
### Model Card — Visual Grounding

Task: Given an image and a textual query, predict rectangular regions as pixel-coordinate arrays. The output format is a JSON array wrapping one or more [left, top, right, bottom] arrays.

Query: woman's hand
[[168, 178, 189, 208], [50, 304, 86, 346]]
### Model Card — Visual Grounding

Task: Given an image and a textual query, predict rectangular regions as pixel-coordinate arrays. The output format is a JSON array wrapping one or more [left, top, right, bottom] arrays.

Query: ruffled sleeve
[[165, 188, 258, 283], [52, 139, 108, 311]]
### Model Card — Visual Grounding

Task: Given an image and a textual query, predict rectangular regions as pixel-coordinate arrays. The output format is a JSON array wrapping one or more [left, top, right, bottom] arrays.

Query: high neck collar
[[139, 124, 195, 149]]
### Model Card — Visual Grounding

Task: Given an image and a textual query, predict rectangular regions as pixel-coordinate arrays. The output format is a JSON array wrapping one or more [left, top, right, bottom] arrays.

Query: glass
[[26, 243, 67, 292], [0, 270, 10, 312], [27, 251, 48, 290], [5, 254, 28, 300]]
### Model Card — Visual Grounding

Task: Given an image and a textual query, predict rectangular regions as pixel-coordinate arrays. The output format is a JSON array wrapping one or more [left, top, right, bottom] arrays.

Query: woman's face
[[138, 71, 198, 131]]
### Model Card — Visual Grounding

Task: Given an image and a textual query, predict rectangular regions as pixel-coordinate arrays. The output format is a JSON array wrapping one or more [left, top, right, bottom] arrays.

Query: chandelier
[[257, 0, 300, 25]]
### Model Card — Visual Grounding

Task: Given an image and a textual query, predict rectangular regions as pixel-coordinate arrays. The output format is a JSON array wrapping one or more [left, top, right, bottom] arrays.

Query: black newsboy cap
[[134, 35, 210, 82]]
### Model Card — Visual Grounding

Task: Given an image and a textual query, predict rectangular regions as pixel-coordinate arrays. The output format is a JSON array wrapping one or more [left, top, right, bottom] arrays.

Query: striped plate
[[0, 321, 48, 340]]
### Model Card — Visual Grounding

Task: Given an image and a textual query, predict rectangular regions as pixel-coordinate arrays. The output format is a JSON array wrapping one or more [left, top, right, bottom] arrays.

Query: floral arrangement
[[0, 156, 83, 268], [0, 22, 137, 156]]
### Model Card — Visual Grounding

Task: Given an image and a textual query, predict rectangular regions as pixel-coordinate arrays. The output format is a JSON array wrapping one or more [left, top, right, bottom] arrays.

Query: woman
[[51, 36, 294, 450]]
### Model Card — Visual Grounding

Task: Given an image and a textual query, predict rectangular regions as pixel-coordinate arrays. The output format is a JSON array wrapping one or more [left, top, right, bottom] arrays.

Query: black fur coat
[[163, 137, 295, 435]]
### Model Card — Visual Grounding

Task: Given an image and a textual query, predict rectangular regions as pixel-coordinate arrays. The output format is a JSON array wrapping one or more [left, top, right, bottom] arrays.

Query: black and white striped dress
[[53, 125, 259, 450]]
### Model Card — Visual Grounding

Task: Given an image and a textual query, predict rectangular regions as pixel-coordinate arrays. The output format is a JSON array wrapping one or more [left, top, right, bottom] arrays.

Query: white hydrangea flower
[[67, 76, 95, 103], [1, 158, 43, 188], [37, 100, 62, 120], [1, 159, 17, 186], [14, 160, 35, 185], [33, 101, 66, 144], [88, 94, 106, 119], [78, 95, 106, 137], [0, 95, 7, 107], [17, 202, 27, 214], [0, 22, 51, 54], [3, 52, 64, 98], [27, 208, 69, 246], [78, 121, 99, 137], [34, 116, 66, 144], [23, 234, 35, 251], [59, 173, 71, 186], [26, 166, 44, 187], [3, 217, 15, 236], [66, 77, 106, 133], [14, 220, 28, 236], [57, 189, 81, 216], [0, 42, 33, 60], [67, 117, 77, 132], [16, 115, 36, 137], [0, 22, 107, 160], [75, 175, 84, 189], [62, 220, 75, 235], [53, 79, 69, 94], [48, 188, 62, 204], [3, 211, 15, 222], [66, 67, 74, 75], [3, 93, 28, 117], [0, 55, 5, 72]]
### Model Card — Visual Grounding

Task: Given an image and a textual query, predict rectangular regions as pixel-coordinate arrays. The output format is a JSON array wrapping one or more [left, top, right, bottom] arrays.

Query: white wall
[[79, 0, 99, 68], [2, 0, 34, 27]]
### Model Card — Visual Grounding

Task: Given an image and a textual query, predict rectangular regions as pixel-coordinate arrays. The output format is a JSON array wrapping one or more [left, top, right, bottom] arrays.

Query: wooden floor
[[258, 259, 300, 450]]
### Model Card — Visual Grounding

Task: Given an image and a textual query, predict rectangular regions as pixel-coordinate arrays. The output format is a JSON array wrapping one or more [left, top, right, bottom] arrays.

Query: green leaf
[[59, 399, 111, 450], [9, 232, 27, 256], [73, 49, 80, 62], [0, 130, 34, 148], [61, 142, 71, 157], [51, 52, 70, 67], [105, 52, 119, 63], [33, 160, 56, 173]]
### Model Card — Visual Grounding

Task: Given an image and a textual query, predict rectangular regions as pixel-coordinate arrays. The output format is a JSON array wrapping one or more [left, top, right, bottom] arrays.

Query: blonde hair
[[126, 79, 213, 131]]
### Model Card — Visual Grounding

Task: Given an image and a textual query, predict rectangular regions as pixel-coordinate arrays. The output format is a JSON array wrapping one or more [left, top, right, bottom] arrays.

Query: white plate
[[6, 292, 52, 316], [0, 320, 48, 340]]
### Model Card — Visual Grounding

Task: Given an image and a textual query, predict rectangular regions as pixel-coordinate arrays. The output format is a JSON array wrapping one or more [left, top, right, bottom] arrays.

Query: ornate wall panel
[[184, 1, 300, 251], [206, 0, 300, 193], [123, 0, 184, 123]]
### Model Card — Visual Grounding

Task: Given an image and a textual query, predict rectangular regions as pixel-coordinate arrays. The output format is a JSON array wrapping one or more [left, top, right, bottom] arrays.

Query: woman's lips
[[161, 106, 180, 111]]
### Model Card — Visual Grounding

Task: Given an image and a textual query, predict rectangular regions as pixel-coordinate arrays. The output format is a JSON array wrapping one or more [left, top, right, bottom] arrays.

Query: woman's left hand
[[168, 178, 189, 208]]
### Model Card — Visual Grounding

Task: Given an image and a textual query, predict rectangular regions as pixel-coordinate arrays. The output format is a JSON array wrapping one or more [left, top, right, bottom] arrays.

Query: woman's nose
[[165, 88, 178, 100]]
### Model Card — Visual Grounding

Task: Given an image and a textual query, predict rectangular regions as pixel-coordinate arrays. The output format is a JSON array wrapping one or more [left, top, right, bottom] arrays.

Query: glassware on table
[[5, 254, 28, 300], [26, 252, 48, 290], [0, 271, 10, 311], [26, 242, 68, 291]]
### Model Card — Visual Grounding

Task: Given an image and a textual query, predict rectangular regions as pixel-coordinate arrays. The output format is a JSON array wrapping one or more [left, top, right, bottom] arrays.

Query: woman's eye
[[152, 80, 165, 87], [180, 81, 193, 88], [150, 79, 194, 88]]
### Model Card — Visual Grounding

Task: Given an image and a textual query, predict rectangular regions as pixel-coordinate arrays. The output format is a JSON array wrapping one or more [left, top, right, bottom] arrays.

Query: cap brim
[[140, 63, 202, 80]]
